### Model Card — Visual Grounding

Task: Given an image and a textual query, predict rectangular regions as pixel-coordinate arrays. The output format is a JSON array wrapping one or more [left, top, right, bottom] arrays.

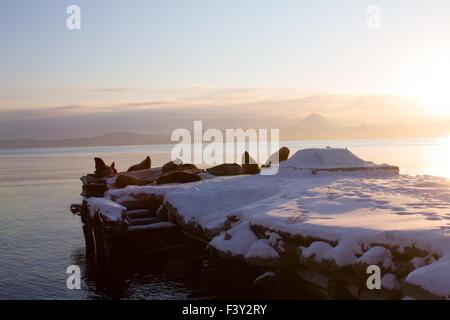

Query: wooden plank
[[127, 222, 177, 232], [129, 217, 159, 226], [298, 270, 331, 289], [93, 213, 106, 265], [82, 220, 95, 261], [124, 209, 150, 219]]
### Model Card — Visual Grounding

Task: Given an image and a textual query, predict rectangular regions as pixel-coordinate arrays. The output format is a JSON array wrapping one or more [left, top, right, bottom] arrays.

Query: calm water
[[0, 137, 449, 299]]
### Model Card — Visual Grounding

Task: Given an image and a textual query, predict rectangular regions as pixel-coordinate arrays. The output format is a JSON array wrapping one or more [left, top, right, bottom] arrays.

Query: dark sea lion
[[263, 147, 290, 167], [110, 162, 118, 174], [156, 170, 201, 185], [278, 147, 290, 162], [162, 159, 183, 173], [127, 156, 152, 172], [181, 163, 199, 170], [116, 174, 150, 188], [94, 157, 107, 171], [94, 157, 114, 178], [206, 163, 243, 176], [241, 151, 260, 175]]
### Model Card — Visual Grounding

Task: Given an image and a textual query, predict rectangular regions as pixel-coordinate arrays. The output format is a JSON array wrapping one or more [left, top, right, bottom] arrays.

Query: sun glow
[[404, 53, 450, 116], [434, 136, 450, 179]]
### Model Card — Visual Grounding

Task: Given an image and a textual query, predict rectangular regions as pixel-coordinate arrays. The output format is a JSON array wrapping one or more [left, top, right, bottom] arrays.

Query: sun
[[403, 53, 450, 116], [414, 68, 450, 115]]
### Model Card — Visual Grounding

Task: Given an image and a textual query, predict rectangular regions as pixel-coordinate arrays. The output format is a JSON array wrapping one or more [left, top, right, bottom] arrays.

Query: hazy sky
[[1, 0, 450, 138]]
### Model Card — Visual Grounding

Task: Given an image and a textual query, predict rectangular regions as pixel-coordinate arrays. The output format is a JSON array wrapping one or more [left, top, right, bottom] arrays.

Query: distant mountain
[[281, 113, 450, 141], [1, 115, 449, 149], [295, 113, 339, 129], [0, 132, 170, 149], [282, 113, 341, 140]]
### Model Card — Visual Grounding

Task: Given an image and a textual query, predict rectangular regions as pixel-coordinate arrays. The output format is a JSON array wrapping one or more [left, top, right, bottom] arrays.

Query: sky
[[0, 0, 450, 138]]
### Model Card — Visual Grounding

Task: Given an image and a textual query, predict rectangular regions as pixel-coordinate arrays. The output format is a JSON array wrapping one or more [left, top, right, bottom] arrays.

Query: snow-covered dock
[[74, 148, 450, 299]]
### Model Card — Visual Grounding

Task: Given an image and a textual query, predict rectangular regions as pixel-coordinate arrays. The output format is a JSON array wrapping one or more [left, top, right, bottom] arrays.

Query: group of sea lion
[[157, 159, 202, 184], [127, 156, 151, 172], [94, 155, 203, 187], [94, 158, 118, 178], [205, 147, 290, 176], [115, 174, 149, 188], [94, 156, 151, 178], [93, 146, 290, 187]]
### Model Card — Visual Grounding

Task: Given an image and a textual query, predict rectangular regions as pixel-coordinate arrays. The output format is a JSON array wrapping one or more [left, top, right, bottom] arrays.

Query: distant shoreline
[[2, 114, 449, 150], [0, 132, 170, 150], [0, 134, 447, 150]]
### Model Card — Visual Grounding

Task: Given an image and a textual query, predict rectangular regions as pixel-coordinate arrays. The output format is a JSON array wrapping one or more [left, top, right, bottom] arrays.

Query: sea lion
[[94, 157, 115, 178], [263, 147, 290, 167], [116, 174, 150, 188], [162, 159, 200, 173], [127, 156, 152, 172], [156, 170, 201, 185], [181, 163, 199, 170], [162, 158, 183, 173], [241, 151, 260, 175], [206, 163, 243, 176], [110, 162, 118, 174]]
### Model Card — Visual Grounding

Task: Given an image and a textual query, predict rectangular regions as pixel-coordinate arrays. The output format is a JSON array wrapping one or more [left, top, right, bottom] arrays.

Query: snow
[[324, 238, 361, 267], [357, 246, 396, 270], [301, 241, 333, 263], [266, 231, 285, 252], [381, 273, 401, 291], [254, 272, 277, 283], [245, 239, 279, 259], [103, 148, 450, 297], [411, 256, 431, 269], [405, 258, 450, 298], [280, 148, 379, 169], [88, 197, 126, 222], [209, 222, 258, 257]]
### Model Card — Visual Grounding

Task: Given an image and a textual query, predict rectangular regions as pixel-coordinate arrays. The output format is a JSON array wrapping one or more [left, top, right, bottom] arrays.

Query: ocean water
[[0, 137, 449, 299]]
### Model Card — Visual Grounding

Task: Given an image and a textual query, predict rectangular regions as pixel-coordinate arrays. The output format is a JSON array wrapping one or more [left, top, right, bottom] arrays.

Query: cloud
[[0, 88, 443, 139], [89, 88, 136, 93]]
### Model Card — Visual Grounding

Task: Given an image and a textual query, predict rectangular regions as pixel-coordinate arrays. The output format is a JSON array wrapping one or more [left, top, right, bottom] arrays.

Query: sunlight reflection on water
[[434, 136, 450, 179]]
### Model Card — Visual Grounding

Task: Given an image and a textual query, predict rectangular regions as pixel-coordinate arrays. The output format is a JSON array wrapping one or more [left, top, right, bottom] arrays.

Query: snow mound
[[88, 198, 126, 222], [357, 246, 396, 270], [301, 241, 334, 262], [245, 239, 279, 259], [209, 222, 258, 257], [281, 148, 375, 169], [405, 258, 450, 298], [382, 273, 401, 291]]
